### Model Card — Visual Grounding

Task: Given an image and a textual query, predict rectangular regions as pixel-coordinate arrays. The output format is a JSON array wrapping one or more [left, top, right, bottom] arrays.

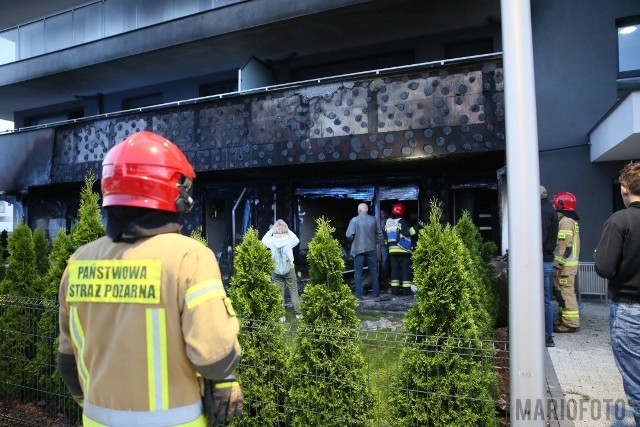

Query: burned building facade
[[2, 58, 505, 279], [2, 0, 637, 265]]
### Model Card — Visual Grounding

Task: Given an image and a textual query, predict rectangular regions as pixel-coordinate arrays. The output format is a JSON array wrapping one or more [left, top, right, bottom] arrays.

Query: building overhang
[[589, 90, 640, 162]]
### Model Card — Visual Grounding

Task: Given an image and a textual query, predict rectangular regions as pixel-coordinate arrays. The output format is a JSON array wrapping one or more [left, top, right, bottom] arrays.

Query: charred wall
[[49, 60, 505, 185], [18, 59, 505, 245]]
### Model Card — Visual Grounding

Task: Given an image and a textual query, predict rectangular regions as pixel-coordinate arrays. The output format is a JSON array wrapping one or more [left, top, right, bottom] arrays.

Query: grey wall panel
[[0, 128, 53, 191]]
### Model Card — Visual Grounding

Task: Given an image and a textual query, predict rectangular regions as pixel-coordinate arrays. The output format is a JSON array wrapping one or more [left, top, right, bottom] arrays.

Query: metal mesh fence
[[0, 296, 509, 426]]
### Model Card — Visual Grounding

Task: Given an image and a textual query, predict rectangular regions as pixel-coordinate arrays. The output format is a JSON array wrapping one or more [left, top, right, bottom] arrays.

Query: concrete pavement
[[547, 300, 636, 426]]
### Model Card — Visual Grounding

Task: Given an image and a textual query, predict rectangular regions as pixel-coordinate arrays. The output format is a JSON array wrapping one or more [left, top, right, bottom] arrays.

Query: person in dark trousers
[[262, 219, 303, 320], [378, 208, 390, 291], [346, 202, 382, 299], [594, 162, 640, 426], [541, 185, 559, 347], [57, 131, 243, 427], [552, 191, 581, 333], [384, 202, 423, 295]]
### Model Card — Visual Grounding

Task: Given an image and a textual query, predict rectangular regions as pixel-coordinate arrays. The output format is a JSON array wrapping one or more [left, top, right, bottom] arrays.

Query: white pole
[[500, 0, 546, 425]]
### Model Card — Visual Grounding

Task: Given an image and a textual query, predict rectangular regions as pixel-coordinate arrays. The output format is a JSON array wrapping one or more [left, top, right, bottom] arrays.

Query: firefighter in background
[[552, 191, 581, 333], [384, 202, 424, 295], [57, 131, 243, 427]]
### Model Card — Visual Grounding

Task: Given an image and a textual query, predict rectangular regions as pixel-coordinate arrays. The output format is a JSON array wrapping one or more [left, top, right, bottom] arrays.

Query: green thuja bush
[[70, 173, 105, 248], [453, 211, 498, 338], [391, 202, 498, 427], [227, 227, 289, 427], [0, 224, 40, 297], [0, 229, 8, 280], [31, 173, 104, 415], [32, 229, 74, 407], [33, 228, 51, 276], [0, 223, 40, 398], [286, 217, 372, 426]]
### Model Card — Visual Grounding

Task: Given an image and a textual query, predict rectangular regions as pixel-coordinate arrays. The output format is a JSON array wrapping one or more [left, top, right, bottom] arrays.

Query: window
[[0, 28, 17, 65], [122, 93, 163, 110], [617, 16, 640, 79], [45, 12, 73, 53], [19, 20, 44, 59], [445, 38, 494, 59], [74, 3, 103, 45], [200, 80, 238, 97], [26, 109, 83, 127]]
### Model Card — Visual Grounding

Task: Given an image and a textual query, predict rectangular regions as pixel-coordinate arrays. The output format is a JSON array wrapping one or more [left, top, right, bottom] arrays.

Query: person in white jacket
[[261, 219, 303, 320]]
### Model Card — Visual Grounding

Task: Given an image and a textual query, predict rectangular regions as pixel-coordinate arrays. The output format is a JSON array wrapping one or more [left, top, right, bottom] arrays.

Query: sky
[[0, 119, 13, 131]]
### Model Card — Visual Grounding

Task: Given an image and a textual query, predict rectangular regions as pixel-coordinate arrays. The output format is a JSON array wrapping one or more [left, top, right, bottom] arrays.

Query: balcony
[[0, 55, 505, 193], [0, 0, 247, 65], [589, 90, 640, 162]]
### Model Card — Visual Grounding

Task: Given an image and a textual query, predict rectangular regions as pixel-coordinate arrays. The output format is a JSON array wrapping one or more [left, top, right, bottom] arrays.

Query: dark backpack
[[273, 246, 291, 275]]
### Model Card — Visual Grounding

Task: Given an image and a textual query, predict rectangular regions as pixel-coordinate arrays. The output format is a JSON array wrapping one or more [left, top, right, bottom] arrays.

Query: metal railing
[[577, 261, 609, 304], [0, 295, 510, 426], [0, 0, 248, 65]]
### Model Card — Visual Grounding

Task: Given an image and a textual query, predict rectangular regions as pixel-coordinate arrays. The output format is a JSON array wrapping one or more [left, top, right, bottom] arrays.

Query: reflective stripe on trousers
[[83, 402, 206, 427]]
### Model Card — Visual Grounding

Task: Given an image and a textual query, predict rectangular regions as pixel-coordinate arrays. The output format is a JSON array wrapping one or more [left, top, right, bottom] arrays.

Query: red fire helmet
[[553, 191, 577, 212], [391, 202, 405, 216], [101, 131, 195, 214]]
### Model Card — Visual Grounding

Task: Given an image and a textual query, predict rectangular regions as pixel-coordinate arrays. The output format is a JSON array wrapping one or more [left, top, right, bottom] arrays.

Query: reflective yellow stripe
[[557, 230, 573, 239], [562, 310, 580, 318], [559, 278, 568, 285], [83, 412, 206, 427], [214, 381, 240, 389], [185, 279, 226, 309], [69, 306, 90, 397], [146, 308, 169, 411]]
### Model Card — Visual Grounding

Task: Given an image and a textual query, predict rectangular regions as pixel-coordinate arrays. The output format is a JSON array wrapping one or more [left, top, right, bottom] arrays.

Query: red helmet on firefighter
[[391, 202, 405, 216], [101, 131, 195, 214], [553, 191, 577, 212]]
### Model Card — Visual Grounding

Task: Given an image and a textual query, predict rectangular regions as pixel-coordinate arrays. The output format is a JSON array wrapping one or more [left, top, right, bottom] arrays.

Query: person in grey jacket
[[594, 162, 640, 426], [346, 203, 382, 299]]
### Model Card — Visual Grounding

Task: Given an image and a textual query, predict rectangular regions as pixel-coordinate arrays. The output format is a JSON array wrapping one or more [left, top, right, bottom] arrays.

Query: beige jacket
[[553, 215, 580, 275], [58, 233, 240, 426]]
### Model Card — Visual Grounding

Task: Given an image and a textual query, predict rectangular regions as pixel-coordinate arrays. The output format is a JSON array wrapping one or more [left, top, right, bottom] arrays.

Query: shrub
[[32, 229, 74, 406], [453, 211, 498, 337], [32, 172, 104, 413], [0, 229, 8, 280], [228, 227, 289, 426], [0, 223, 40, 297], [70, 173, 105, 249], [391, 202, 498, 427], [0, 223, 40, 398], [286, 217, 372, 426], [33, 228, 50, 277]]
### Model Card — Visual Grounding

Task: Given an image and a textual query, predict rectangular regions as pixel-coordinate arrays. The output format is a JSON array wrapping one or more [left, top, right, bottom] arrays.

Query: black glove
[[203, 375, 243, 426]]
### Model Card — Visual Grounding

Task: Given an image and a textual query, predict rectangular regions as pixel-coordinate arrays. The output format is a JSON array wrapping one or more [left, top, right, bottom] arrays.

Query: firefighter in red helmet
[[383, 202, 424, 295], [552, 191, 581, 333], [57, 131, 243, 426]]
